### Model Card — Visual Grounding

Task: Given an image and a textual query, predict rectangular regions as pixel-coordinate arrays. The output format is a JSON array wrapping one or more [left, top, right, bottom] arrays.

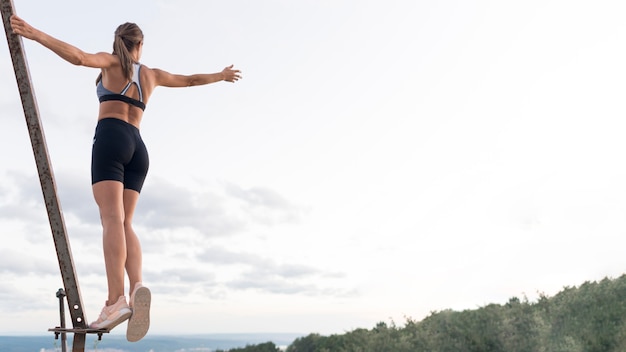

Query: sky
[[2, 0, 626, 337]]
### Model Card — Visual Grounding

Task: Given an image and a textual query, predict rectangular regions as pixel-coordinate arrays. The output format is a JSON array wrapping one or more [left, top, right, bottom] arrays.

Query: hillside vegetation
[[221, 274, 626, 352]]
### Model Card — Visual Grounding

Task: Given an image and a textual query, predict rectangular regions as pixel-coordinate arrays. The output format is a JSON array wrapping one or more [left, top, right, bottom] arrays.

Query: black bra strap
[[99, 94, 146, 111]]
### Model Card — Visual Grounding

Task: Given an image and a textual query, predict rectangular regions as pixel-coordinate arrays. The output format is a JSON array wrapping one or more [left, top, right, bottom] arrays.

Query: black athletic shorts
[[91, 118, 149, 192]]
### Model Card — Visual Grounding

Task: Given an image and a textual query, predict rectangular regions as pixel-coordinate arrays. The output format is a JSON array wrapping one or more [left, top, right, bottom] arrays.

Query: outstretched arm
[[154, 64, 242, 87], [10, 15, 116, 68]]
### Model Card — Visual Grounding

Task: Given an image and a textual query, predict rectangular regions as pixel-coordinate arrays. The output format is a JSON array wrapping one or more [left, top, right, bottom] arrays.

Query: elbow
[[187, 76, 199, 87], [72, 56, 85, 66], [69, 51, 88, 66]]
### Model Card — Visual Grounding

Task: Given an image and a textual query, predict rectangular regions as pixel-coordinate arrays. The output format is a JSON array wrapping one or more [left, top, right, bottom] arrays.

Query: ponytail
[[113, 33, 135, 82], [96, 22, 143, 85]]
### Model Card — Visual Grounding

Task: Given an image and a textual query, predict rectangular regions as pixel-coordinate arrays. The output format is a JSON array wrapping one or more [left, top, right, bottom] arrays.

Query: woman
[[10, 15, 241, 342]]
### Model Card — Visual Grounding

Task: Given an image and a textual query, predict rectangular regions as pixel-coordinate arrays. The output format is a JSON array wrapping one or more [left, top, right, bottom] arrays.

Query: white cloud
[[3, 0, 626, 336]]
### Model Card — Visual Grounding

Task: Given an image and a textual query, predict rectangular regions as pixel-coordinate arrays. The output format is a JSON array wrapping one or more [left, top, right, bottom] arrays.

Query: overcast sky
[[2, 0, 626, 337]]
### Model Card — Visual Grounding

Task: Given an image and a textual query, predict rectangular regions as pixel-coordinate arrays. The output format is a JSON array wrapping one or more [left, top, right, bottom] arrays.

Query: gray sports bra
[[97, 63, 145, 110]]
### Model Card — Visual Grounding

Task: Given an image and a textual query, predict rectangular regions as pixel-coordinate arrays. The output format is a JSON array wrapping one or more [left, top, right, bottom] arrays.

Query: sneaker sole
[[127, 286, 151, 342]]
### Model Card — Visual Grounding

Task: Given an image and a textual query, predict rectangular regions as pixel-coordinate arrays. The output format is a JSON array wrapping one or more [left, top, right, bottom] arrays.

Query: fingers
[[10, 15, 26, 36], [223, 65, 242, 83], [10, 15, 22, 27], [228, 72, 242, 83], [10, 15, 19, 32]]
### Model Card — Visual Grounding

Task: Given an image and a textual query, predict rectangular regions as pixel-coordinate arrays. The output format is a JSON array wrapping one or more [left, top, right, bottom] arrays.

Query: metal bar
[[56, 289, 68, 352], [0, 1, 88, 351]]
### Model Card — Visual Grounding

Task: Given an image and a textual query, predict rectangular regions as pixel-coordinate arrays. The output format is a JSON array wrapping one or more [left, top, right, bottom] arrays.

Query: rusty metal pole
[[0, 1, 89, 351]]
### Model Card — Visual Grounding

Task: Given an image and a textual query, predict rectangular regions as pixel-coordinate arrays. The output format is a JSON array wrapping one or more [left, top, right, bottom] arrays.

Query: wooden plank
[[0, 1, 89, 351]]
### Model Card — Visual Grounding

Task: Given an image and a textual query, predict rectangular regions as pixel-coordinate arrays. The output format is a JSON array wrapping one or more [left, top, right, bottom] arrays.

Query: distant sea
[[0, 333, 302, 352]]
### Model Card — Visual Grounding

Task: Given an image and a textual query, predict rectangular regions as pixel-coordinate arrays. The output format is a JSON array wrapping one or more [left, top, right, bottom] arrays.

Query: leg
[[122, 127, 149, 296], [118, 124, 151, 341], [123, 188, 142, 295], [123, 189, 151, 342], [93, 180, 126, 304]]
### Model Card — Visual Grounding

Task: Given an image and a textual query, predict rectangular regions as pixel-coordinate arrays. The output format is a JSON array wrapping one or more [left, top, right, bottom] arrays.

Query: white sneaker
[[89, 296, 131, 330], [127, 282, 151, 342]]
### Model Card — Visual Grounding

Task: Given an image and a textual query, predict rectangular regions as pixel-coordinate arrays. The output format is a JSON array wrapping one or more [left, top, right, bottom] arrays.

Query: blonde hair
[[96, 22, 144, 85]]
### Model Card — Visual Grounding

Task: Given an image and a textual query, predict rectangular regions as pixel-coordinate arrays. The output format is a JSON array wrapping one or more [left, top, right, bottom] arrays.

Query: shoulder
[[139, 65, 164, 76], [137, 64, 155, 80], [134, 65, 191, 88], [134, 64, 160, 91], [83, 52, 120, 68], [138, 65, 169, 84]]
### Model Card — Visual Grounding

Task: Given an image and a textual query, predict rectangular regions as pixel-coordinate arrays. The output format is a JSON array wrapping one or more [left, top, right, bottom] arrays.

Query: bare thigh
[[93, 180, 125, 223]]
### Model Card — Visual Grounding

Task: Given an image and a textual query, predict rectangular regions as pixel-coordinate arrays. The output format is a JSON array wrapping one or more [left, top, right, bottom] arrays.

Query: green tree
[[286, 333, 325, 352], [216, 341, 280, 352], [281, 275, 626, 352]]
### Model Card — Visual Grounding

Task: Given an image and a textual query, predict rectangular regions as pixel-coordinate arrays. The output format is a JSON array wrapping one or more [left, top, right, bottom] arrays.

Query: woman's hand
[[10, 15, 38, 40], [221, 65, 242, 83]]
